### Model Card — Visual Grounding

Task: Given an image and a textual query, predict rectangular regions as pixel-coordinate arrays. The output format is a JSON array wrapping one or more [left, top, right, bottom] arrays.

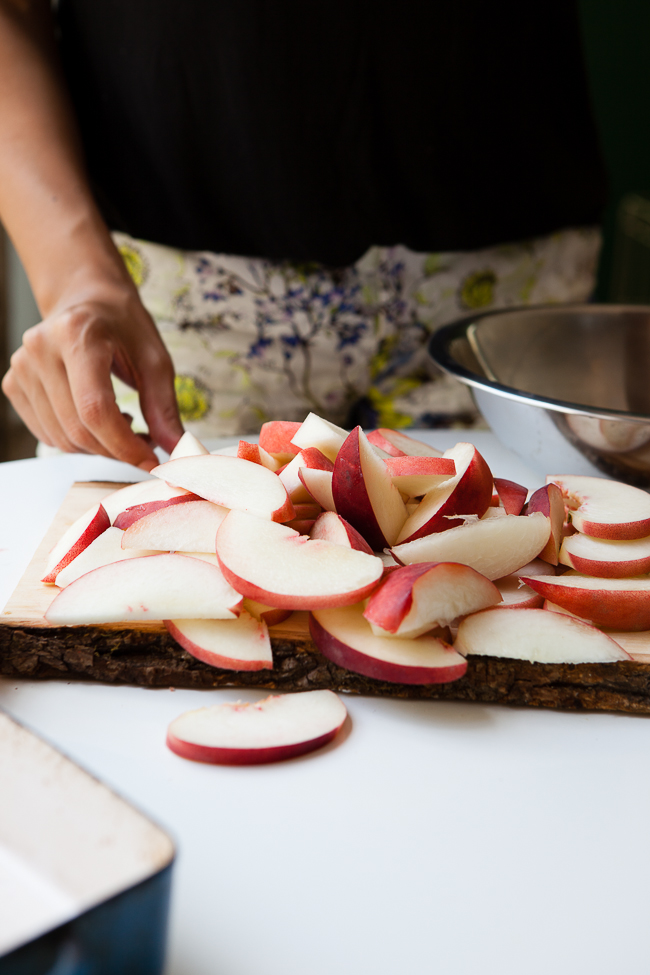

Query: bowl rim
[[428, 302, 650, 424]]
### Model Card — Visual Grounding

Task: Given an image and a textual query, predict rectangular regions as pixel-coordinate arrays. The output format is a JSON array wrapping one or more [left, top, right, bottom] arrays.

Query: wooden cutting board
[[3, 482, 650, 715]]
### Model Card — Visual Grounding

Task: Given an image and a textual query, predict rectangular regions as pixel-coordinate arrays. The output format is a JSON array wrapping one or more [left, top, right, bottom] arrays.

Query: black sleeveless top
[[56, 1, 607, 266]]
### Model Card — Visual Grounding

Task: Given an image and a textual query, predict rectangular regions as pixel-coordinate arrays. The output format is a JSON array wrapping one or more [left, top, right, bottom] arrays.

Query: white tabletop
[[2, 433, 649, 975]]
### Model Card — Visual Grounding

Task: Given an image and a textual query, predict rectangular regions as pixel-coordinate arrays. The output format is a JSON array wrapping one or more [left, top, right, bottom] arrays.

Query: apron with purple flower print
[[112, 228, 601, 439]]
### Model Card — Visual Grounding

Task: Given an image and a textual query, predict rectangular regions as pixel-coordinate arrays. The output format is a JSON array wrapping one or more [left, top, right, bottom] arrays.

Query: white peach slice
[[542, 600, 586, 621], [165, 611, 273, 671], [279, 447, 334, 503], [210, 444, 240, 456], [546, 474, 650, 540], [332, 426, 407, 549], [309, 511, 373, 554], [102, 479, 191, 523], [258, 420, 302, 462], [394, 442, 493, 544], [492, 477, 527, 516], [113, 493, 201, 531], [364, 562, 502, 638], [166, 690, 347, 765], [509, 558, 553, 578], [392, 511, 550, 581], [169, 431, 209, 459], [366, 430, 407, 457], [480, 506, 507, 519], [242, 599, 293, 627], [42, 502, 110, 584], [151, 454, 295, 522], [559, 531, 650, 578], [185, 552, 219, 566], [524, 483, 565, 565], [45, 553, 243, 624], [216, 509, 383, 609], [384, 456, 456, 497], [310, 603, 467, 684], [290, 412, 349, 462], [520, 573, 650, 631], [121, 500, 229, 553], [493, 575, 543, 609], [54, 527, 160, 587], [455, 607, 630, 663], [298, 468, 336, 511], [236, 440, 281, 472], [367, 428, 443, 458]]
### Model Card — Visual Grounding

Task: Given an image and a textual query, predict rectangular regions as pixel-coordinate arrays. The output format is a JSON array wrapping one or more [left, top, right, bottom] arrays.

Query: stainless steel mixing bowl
[[428, 304, 650, 486]]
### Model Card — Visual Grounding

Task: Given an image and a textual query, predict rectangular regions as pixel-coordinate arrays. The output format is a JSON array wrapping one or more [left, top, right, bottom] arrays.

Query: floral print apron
[[112, 228, 601, 439]]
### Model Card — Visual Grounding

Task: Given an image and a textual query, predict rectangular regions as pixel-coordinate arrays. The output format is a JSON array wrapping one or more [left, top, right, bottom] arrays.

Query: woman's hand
[[0, 1, 184, 469], [2, 281, 184, 470]]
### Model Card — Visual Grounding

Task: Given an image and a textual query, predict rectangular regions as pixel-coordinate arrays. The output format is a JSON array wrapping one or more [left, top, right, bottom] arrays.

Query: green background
[[579, 0, 650, 298]]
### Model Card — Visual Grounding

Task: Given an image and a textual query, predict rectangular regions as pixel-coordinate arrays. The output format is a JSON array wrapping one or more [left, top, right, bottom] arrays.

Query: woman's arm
[[0, 0, 183, 469]]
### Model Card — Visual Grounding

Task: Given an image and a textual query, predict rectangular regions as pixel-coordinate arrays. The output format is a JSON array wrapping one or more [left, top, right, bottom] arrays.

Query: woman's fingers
[[3, 292, 184, 467], [135, 347, 184, 456], [4, 342, 81, 452], [36, 354, 113, 456], [2, 363, 52, 446], [64, 344, 160, 469], [110, 305, 184, 456]]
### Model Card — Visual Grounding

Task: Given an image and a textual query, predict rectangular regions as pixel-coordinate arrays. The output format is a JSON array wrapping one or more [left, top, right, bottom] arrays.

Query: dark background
[[579, 0, 650, 298]]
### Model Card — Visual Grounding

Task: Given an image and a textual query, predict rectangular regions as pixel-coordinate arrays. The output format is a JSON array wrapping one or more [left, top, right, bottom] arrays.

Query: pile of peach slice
[[43, 416, 650, 762]]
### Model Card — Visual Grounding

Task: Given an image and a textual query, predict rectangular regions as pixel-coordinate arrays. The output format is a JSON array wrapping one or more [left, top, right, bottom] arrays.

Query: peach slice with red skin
[[310, 602, 467, 684], [243, 599, 293, 627], [216, 509, 383, 609], [363, 562, 502, 638], [169, 431, 209, 459], [384, 456, 456, 498], [366, 430, 407, 457], [493, 576, 543, 609], [559, 531, 650, 578], [258, 420, 302, 462], [367, 428, 443, 458], [394, 443, 493, 544], [299, 468, 336, 511], [165, 611, 273, 671], [309, 511, 373, 554], [102, 480, 192, 524], [455, 606, 631, 663], [121, 499, 229, 553], [333, 426, 408, 550], [546, 474, 650, 540], [279, 447, 334, 503], [492, 478, 528, 516], [392, 511, 550, 581], [523, 483, 564, 565], [521, 573, 650, 630], [42, 503, 110, 584], [150, 454, 295, 523], [113, 493, 201, 531], [237, 440, 281, 472], [45, 553, 243, 624], [54, 527, 160, 587], [166, 690, 347, 765], [492, 557, 550, 609], [290, 413, 349, 463]]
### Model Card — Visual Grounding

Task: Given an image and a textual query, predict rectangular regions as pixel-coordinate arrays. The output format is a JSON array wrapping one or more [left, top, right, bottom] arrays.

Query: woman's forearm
[[0, 0, 130, 314], [0, 0, 184, 465]]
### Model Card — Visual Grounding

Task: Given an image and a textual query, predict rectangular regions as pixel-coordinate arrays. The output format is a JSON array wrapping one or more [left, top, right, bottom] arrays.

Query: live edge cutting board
[[3, 482, 650, 715]]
